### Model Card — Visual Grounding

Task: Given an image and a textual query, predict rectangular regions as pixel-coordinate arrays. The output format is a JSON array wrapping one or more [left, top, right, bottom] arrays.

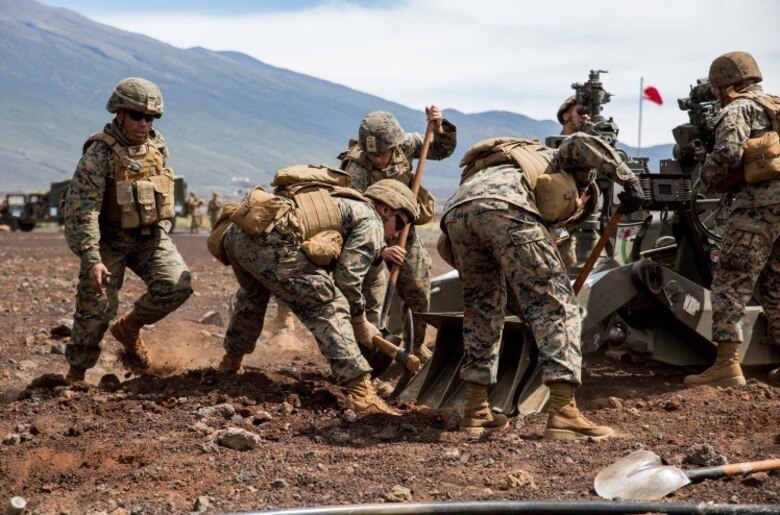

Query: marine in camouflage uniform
[[339, 107, 457, 357], [556, 96, 592, 269], [442, 133, 645, 437], [217, 178, 419, 416], [62, 77, 193, 382], [187, 192, 204, 233], [207, 193, 223, 228], [684, 51, 780, 387]]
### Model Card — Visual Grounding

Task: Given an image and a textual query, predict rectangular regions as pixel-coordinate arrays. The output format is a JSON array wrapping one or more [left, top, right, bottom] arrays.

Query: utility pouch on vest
[[301, 230, 343, 266], [535, 172, 579, 222], [116, 180, 140, 229], [229, 186, 290, 237], [744, 131, 780, 184], [135, 180, 158, 226], [207, 203, 239, 266], [150, 169, 176, 220]]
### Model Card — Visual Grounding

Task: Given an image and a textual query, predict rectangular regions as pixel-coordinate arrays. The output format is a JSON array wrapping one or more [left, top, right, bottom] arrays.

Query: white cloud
[[87, 0, 779, 147]]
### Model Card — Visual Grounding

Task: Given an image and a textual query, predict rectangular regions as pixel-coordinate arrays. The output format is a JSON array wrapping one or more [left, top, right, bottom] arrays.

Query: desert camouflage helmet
[[557, 96, 580, 124], [358, 111, 406, 154], [709, 51, 762, 89], [364, 179, 418, 222], [106, 77, 164, 118]]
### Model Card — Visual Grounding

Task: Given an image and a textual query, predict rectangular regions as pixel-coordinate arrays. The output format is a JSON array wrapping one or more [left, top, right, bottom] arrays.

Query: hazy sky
[[41, 0, 778, 147]]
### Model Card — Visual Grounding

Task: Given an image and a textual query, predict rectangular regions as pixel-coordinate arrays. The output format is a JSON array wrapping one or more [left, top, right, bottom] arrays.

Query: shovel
[[594, 449, 780, 500]]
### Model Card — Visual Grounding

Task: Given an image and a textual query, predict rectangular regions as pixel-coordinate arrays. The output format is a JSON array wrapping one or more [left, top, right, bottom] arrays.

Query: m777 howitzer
[[393, 78, 780, 419]]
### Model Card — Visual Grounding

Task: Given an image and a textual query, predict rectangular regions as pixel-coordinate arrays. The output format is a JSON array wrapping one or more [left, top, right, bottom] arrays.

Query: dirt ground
[[1, 229, 779, 514]]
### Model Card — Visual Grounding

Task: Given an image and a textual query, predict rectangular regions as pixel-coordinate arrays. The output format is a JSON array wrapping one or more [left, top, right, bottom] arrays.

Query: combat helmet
[[358, 111, 406, 154], [557, 96, 579, 124], [709, 51, 762, 89], [364, 179, 418, 222], [106, 77, 164, 118]]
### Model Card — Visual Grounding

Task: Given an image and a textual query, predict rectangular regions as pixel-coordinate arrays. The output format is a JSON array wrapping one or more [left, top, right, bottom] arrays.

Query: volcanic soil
[[1, 229, 779, 514]]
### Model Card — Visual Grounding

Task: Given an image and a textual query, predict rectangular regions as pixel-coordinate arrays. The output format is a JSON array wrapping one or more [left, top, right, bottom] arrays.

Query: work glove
[[617, 176, 645, 214], [351, 313, 381, 348]]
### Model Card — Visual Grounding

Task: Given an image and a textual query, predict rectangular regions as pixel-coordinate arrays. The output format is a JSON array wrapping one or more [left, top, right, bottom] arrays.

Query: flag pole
[[637, 76, 644, 157]]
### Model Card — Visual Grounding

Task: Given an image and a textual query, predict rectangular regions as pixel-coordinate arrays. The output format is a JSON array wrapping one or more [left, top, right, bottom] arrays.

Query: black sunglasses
[[576, 107, 591, 116], [395, 215, 408, 231], [126, 110, 155, 123]]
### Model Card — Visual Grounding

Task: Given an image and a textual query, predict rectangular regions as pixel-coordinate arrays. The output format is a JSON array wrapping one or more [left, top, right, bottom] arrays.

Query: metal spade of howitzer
[[594, 450, 780, 501], [371, 119, 438, 377]]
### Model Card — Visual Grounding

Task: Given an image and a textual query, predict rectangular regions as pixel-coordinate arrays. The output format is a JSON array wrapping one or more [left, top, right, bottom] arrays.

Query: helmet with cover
[[364, 179, 418, 222], [708, 51, 762, 89], [557, 96, 580, 125], [106, 77, 164, 118], [358, 111, 406, 153]]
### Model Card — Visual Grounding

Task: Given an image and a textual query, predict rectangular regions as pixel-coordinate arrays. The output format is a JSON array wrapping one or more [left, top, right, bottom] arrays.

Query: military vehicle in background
[[11, 176, 189, 232], [0, 191, 56, 231], [395, 73, 780, 418]]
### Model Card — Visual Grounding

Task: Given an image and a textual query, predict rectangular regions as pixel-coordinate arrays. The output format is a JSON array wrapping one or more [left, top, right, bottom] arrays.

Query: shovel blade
[[396, 312, 546, 417], [594, 450, 691, 501]]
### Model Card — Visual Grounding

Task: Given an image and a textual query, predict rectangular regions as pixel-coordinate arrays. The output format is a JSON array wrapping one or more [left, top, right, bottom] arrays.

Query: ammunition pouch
[[207, 203, 239, 266], [301, 230, 344, 266], [86, 133, 174, 230], [744, 131, 780, 184], [229, 186, 291, 237]]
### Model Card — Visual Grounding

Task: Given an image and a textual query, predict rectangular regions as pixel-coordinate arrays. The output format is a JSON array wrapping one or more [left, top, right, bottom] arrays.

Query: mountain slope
[[0, 0, 672, 198]]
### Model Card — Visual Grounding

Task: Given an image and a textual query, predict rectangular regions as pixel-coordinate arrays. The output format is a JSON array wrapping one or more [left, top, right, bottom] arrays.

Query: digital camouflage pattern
[[62, 123, 191, 370], [221, 197, 383, 383], [442, 133, 640, 386], [106, 77, 164, 117], [700, 86, 780, 344], [358, 111, 406, 153], [341, 117, 457, 349], [444, 133, 637, 216], [443, 202, 581, 385]]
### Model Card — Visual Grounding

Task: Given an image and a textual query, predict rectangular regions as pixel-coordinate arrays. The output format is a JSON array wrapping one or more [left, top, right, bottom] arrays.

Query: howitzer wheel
[[690, 179, 731, 244]]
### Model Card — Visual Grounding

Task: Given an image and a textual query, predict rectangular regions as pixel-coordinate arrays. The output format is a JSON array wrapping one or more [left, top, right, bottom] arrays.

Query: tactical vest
[[83, 133, 175, 230], [729, 90, 780, 184], [459, 137, 588, 225], [339, 145, 436, 224]]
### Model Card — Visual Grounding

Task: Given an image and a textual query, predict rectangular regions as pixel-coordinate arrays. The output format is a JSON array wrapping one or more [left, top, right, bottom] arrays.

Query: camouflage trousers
[[443, 200, 582, 386], [66, 224, 193, 370], [712, 204, 780, 344], [362, 226, 432, 348], [190, 214, 201, 233], [222, 225, 371, 383]]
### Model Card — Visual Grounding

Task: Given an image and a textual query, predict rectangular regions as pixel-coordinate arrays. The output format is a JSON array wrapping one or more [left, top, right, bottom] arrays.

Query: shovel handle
[[573, 205, 624, 295], [686, 458, 780, 481], [372, 334, 421, 373]]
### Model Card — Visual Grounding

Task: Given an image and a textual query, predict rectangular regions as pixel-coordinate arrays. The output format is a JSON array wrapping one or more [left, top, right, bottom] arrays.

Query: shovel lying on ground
[[594, 449, 780, 500]]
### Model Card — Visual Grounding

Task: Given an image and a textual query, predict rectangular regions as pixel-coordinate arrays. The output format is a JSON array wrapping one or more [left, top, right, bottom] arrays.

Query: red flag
[[643, 86, 663, 105]]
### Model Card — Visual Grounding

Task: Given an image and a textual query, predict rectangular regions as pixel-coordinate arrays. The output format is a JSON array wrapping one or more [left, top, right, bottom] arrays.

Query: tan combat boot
[[110, 311, 151, 370], [460, 382, 509, 433], [218, 352, 244, 374], [346, 373, 401, 416], [267, 303, 295, 334], [544, 382, 614, 441], [684, 342, 746, 387], [372, 378, 395, 398], [65, 365, 86, 384], [768, 367, 780, 386]]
